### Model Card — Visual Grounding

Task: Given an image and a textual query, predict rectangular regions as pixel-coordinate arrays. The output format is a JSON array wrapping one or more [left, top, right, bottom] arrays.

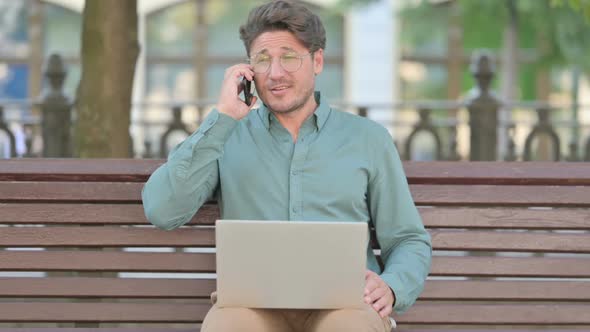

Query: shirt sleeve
[[142, 109, 238, 230], [367, 128, 432, 314]]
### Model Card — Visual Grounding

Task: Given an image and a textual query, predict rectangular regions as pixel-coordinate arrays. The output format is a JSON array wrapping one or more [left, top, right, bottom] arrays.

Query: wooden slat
[[398, 330, 587, 332], [420, 280, 590, 301], [0, 159, 159, 182], [404, 161, 590, 186], [0, 277, 215, 298], [2, 227, 589, 254], [0, 330, 196, 332], [396, 330, 586, 332], [0, 182, 142, 202], [0, 251, 215, 272], [420, 207, 590, 230], [0, 329, 580, 332], [3, 204, 590, 231], [1, 278, 587, 302], [0, 226, 215, 247], [1, 252, 588, 277], [398, 303, 590, 325], [0, 302, 209, 323], [0, 203, 218, 225], [429, 230, 590, 253], [0, 330, 197, 332], [430, 256, 590, 278], [411, 184, 590, 206], [2, 160, 590, 186], [0, 302, 588, 325]]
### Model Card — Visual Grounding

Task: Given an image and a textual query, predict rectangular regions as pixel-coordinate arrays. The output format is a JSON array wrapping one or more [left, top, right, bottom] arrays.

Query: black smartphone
[[242, 77, 253, 106]]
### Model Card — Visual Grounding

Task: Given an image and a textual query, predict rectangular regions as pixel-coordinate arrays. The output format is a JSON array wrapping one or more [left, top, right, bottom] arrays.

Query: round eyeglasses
[[249, 52, 312, 74]]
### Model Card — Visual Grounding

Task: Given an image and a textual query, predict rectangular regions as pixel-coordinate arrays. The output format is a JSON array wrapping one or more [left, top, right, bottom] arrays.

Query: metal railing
[[1, 52, 589, 161]]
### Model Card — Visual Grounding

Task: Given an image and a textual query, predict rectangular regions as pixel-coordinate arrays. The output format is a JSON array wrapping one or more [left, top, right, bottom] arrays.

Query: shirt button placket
[[289, 144, 306, 220]]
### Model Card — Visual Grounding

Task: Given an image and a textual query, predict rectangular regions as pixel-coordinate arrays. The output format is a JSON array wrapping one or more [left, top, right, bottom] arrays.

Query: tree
[[551, 0, 590, 21], [74, 0, 139, 157], [400, 0, 590, 99]]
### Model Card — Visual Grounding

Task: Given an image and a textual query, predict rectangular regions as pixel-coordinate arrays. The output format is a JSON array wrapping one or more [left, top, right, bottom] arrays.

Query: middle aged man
[[142, 1, 432, 331]]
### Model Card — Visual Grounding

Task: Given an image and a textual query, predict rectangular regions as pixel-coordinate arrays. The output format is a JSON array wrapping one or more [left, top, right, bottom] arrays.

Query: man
[[142, 1, 431, 331]]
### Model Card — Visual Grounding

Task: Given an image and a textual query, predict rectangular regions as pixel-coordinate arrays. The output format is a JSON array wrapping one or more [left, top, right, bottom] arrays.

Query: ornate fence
[[0, 53, 589, 161]]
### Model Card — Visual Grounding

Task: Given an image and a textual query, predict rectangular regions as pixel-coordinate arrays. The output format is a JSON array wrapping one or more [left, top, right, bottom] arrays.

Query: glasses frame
[[248, 52, 313, 74]]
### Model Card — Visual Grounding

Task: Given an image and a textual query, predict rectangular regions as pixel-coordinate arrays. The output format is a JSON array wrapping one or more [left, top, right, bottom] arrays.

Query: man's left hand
[[364, 270, 395, 318]]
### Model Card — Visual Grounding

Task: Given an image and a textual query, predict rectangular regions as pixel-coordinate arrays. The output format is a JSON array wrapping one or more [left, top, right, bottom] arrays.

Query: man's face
[[249, 30, 324, 114]]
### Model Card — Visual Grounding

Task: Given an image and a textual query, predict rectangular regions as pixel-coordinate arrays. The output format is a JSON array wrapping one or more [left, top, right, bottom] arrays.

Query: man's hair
[[239, 0, 326, 56]]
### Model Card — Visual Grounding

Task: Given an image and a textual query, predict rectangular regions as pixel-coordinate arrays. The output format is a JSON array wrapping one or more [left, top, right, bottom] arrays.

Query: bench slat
[[0, 203, 217, 225], [404, 161, 590, 186], [0, 227, 215, 247], [0, 302, 588, 325], [0, 277, 215, 298], [0, 302, 209, 323], [0, 251, 216, 273], [0, 278, 587, 302], [411, 184, 590, 206], [429, 230, 590, 253], [2, 227, 590, 253], [399, 303, 590, 325], [431, 256, 590, 278], [4, 183, 590, 206], [420, 207, 590, 230], [2, 203, 590, 231], [421, 280, 590, 301], [0, 182, 142, 203], [3, 160, 590, 186], [0, 159, 159, 182], [1, 252, 588, 277]]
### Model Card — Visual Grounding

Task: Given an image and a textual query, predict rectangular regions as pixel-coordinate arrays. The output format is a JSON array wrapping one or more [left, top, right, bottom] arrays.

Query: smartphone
[[242, 77, 253, 106]]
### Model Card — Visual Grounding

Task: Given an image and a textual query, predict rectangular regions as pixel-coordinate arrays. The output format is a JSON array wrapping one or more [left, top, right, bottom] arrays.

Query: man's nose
[[268, 57, 286, 80]]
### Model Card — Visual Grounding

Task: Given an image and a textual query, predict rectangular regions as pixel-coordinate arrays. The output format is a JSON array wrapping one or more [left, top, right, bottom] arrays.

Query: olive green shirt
[[142, 92, 432, 314]]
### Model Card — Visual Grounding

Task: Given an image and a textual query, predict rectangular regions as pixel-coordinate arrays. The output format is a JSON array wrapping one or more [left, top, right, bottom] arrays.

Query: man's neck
[[272, 96, 318, 142]]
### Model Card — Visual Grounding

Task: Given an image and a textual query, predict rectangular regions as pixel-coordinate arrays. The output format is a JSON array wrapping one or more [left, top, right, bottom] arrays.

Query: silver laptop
[[215, 220, 368, 309]]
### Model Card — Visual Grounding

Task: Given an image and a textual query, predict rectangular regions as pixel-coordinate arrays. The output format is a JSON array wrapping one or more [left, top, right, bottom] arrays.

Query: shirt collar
[[258, 91, 330, 132]]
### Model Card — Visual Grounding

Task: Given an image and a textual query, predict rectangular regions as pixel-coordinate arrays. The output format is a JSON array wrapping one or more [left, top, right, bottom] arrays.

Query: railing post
[[159, 106, 191, 158], [358, 106, 368, 118], [40, 53, 71, 157], [465, 51, 501, 161], [523, 108, 561, 161], [0, 106, 17, 158]]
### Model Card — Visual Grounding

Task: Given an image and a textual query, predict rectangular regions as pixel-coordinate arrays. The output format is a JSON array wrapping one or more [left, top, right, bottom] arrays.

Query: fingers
[[365, 269, 378, 280], [249, 96, 258, 109], [224, 64, 254, 83], [378, 304, 393, 318], [364, 270, 394, 318], [364, 278, 379, 296], [217, 64, 256, 119], [370, 293, 389, 314]]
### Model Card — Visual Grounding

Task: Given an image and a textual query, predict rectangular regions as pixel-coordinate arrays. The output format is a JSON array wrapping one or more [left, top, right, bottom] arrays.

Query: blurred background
[[0, 0, 589, 161]]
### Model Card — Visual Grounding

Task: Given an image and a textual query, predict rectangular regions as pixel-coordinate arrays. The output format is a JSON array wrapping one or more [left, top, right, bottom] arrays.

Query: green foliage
[[400, 0, 590, 100], [551, 0, 590, 21]]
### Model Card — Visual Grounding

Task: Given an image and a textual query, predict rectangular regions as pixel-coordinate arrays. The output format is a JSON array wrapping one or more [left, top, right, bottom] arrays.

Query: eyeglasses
[[248, 52, 312, 74]]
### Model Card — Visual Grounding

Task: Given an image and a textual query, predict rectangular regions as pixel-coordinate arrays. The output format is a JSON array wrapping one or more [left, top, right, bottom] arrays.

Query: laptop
[[215, 220, 368, 309]]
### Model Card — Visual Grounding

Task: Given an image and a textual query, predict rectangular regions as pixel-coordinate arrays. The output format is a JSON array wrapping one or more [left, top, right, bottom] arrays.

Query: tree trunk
[[74, 0, 139, 158]]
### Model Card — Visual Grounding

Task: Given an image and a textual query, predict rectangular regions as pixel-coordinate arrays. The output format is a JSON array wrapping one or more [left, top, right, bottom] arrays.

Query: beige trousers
[[201, 299, 393, 332]]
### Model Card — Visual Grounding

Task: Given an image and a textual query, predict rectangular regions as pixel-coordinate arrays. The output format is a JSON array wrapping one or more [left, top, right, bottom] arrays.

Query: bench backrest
[[0, 159, 589, 330]]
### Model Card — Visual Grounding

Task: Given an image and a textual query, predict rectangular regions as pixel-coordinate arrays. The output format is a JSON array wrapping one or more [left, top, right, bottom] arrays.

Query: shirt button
[[292, 206, 297, 213]]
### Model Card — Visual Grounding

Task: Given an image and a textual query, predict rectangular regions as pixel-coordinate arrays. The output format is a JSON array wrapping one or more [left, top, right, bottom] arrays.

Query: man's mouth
[[270, 85, 290, 91], [269, 85, 290, 95]]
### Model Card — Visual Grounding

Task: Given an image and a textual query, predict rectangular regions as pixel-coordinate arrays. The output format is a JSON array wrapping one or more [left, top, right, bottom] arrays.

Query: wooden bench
[[0, 159, 589, 331]]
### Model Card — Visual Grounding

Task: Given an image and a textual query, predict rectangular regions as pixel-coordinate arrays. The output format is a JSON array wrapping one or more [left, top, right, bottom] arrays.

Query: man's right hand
[[217, 64, 258, 120]]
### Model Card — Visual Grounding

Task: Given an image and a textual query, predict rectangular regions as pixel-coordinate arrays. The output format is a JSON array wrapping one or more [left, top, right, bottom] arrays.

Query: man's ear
[[313, 48, 324, 75]]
